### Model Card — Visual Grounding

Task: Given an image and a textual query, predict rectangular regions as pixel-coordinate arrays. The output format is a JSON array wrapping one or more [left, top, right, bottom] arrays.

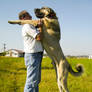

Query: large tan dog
[[8, 7, 83, 92]]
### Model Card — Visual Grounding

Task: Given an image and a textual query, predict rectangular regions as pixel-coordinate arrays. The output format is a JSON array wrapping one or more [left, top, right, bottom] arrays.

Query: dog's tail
[[68, 64, 84, 76]]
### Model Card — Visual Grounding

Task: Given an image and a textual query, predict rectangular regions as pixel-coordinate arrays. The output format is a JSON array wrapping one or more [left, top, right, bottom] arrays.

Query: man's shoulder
[[23, 24, 30, 27], [23, 24, 35, 29]]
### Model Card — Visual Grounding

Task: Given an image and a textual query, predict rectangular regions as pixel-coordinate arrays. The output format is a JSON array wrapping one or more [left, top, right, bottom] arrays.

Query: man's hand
[[38, 19, 43, 27], [35, 20, 43, 41], [36, 19, 43, 28], [35, 33, 42, 41]]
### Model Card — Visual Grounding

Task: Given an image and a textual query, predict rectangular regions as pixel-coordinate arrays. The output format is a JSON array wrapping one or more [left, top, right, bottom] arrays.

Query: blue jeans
[[24, 52, 43, 92]]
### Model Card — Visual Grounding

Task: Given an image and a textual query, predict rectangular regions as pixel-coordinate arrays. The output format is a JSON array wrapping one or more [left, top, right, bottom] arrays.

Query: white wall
[[89, 55, 92, 59]]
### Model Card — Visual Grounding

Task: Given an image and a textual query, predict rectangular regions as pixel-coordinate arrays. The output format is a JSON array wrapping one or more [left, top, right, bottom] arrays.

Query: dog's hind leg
[[52, 61, 63, 92], [51, 61, 58, 81], [57, 79, 63, 92], [62, 76, 69, 92], [57, 62, 69, 92], [56, 65, 63, 92]]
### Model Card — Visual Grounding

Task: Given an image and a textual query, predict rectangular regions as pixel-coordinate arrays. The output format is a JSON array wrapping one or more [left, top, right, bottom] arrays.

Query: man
[[18, 10, 43, 92]]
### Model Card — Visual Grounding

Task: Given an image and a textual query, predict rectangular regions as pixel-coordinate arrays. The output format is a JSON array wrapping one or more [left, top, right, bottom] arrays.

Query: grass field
[[0, 57, 92, 92]]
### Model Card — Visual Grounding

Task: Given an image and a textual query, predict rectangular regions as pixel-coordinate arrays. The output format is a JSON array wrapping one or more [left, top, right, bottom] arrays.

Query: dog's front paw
[[8, 20, 21, 25]]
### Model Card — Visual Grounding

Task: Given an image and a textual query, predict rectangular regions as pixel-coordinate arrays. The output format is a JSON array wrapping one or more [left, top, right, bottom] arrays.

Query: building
[[89, 55, 92, 59], [5, 49, 24, 57]]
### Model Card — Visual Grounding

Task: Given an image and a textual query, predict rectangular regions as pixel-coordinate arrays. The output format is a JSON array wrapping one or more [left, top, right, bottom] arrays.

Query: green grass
[[0, 57, 92, 92]]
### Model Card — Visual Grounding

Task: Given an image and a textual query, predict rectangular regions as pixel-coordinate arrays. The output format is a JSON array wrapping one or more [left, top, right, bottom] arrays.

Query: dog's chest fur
[[42, 17, 61, 41]]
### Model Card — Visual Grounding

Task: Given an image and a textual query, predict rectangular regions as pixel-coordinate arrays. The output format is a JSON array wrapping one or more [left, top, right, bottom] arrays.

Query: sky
[[0, 0, 92, 56]]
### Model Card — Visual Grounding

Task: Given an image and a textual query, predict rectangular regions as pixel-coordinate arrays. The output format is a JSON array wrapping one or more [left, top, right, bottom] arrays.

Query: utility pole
[[3, 43, 6, 52]]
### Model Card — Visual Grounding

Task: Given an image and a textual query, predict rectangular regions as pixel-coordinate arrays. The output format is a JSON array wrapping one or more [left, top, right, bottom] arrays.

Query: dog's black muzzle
[[34, 8, 44, 18]]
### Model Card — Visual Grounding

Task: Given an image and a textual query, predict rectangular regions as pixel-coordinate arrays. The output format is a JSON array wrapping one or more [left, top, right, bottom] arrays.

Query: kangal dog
[[8, 7, 83, 92]]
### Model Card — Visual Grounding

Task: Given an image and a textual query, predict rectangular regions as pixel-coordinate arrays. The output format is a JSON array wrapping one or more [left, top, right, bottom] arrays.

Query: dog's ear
[[47, 10, 57, 19]]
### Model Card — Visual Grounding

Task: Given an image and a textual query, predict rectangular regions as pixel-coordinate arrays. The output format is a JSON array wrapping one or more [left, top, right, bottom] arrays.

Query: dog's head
[[34, 7, 57, 19]]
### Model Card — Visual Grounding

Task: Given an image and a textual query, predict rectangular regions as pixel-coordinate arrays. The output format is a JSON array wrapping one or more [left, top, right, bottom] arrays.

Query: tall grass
[[0, 57, 92, 92]]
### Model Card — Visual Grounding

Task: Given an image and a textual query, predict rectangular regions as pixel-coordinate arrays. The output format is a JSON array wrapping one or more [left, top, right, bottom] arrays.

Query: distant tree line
[[0, 52, 6, 56]]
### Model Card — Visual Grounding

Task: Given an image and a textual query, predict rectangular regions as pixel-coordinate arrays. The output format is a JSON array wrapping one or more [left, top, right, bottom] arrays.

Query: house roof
[[7, 49, 24, 53]]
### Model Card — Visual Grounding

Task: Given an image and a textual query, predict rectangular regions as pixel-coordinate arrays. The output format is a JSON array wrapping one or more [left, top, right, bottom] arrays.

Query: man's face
[[21, 14, 32, 20]]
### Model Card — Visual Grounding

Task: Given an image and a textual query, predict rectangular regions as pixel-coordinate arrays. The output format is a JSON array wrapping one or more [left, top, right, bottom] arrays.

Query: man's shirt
[[22, 24, 43, 53]]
